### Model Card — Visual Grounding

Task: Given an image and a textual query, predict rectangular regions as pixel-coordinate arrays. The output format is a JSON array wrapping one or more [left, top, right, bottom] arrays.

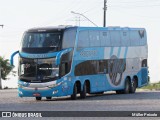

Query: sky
[[0, 0, 160, 88]]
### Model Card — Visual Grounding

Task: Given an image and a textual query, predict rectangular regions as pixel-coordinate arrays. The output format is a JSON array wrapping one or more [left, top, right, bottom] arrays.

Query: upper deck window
[[62, 28, 77, 49], [21, 32, 62, 53], [22, 32, 61, 48]]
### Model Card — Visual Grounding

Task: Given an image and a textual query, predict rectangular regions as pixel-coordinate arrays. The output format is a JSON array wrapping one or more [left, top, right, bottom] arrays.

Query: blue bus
[[11, 26, 148, 100]]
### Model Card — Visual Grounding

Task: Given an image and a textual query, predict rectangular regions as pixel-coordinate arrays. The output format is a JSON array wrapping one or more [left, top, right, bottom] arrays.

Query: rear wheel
[[130, 78, 137, 93], [36, 97, 42, 101], [46, 97, 52, 100], [116, 90, 123, 94], [123, 79, 130, 94], [80, 82, 87, 99], [96, 92, 104, 95], [71, 84, 77, 100]]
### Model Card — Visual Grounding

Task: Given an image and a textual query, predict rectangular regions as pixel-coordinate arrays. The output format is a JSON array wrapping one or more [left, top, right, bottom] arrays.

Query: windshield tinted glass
[[21, 32, 62, 53], [19, 57, 59, 82], [23, 32, 61, 48]]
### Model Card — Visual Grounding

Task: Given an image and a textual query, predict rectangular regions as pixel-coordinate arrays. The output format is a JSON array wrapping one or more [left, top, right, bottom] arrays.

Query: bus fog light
[[53, 90, 58, 94]]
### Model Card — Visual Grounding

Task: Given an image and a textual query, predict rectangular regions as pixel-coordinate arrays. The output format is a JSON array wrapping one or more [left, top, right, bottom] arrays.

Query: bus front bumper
[[18, 84, 71, 97]]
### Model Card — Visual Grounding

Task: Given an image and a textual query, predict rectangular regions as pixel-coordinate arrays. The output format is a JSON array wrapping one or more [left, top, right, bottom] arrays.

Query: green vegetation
[[141, 82, 160, 90], [0, 56, 14, 80]]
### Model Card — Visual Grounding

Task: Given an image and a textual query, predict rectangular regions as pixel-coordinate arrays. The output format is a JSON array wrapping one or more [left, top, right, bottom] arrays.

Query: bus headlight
[[52, 90, 58, 94], [48, 82, 61, 88], [48, 84, 57, 88], [18, 91, 23, 95]]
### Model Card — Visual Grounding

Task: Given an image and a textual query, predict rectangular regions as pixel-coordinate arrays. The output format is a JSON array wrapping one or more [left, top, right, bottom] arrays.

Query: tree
[[0, 56, 13, 80]]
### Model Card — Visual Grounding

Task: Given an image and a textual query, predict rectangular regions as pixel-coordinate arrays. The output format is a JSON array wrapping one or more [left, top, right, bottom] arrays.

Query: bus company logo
[[80, 50, 97, 57], [108, 55, 126, 86], [138, 30, 145, 39], [27, 54, 48, 58]]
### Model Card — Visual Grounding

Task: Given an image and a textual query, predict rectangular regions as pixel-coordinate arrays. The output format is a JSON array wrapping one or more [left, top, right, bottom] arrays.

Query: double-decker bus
[[11, 26, 148, 100]]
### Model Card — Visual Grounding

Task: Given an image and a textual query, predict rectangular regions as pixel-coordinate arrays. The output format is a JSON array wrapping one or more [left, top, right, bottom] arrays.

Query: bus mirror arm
[[10, 51, 19, 66], [55, 48, 72, 65]]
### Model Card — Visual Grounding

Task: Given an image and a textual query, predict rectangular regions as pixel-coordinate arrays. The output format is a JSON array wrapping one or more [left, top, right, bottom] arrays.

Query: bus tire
[[46, 97, 52, 100], [130, 78, 137, 93], [71, 84, 77, 100], [96, 92, 104, 94], [80, 82, 87, 99], [123, 79, 130, 94], [116, 90, 123, 94], [36, 97, 42, 101]]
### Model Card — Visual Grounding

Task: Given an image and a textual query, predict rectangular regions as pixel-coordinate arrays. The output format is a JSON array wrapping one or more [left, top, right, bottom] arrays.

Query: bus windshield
[[21, 32, 62, 53], [19, 57, 59, 82]]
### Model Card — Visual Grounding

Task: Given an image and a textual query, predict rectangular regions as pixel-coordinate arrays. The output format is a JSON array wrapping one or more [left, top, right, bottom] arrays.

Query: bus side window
[[120, 31, 130, 46], [62, 29, 76, 49], [78, 30, 89, 48], [100, 31, 111, 47], [110, 30, 121, 47], [130, 31, 140, 46], [89, 30, 100, 47], [60, 51, 73, 77], [60, 62, 68, 77], [98, 60, 107, 74]]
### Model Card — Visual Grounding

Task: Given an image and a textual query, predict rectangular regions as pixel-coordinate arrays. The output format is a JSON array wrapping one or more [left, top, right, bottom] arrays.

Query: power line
[[66, 16, 87, 26], [82, 1, 103, 14], [108, 3, 160, 8], [111, 0, 160, 4], [71, 11, 98, 27]]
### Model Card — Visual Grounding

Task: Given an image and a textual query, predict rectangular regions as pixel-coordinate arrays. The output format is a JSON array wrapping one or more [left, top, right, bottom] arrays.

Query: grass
[[141, 82, 160, 90]]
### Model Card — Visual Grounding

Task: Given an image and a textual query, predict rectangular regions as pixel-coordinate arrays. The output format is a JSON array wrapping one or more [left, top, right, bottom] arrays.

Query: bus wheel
[[46, 97, 52, 100], [36, 97, 42, 101], [123, 79, 130, 94], [116, 90, 123, 94], [130, 78, 137, 93], [80, 82, 87, 99], [96, 92, 104, 95], [71, 84, 77, 100]]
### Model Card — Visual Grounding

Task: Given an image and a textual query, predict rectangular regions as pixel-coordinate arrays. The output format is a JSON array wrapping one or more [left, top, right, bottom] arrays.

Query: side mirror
[[10, 51, 19, 66], [55, 48, 72, 65]]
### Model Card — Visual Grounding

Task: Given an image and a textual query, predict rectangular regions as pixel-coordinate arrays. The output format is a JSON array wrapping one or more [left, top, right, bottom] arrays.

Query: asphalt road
[[0, 89, 160, 120]]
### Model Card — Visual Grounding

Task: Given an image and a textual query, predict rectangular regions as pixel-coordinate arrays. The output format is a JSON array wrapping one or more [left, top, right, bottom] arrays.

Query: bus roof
[[26, 25, 77, 32], [26, 26, 145, 33], [76, 26, 145, 31]]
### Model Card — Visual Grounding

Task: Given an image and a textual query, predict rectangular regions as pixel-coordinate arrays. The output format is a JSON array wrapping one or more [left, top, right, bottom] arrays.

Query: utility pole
[[103, 0, 107, 27]]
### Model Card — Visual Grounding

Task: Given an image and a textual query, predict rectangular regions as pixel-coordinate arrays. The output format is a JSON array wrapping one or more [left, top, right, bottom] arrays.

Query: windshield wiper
[[44, 75, 60, 79], [44, 76, 57, 79]]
